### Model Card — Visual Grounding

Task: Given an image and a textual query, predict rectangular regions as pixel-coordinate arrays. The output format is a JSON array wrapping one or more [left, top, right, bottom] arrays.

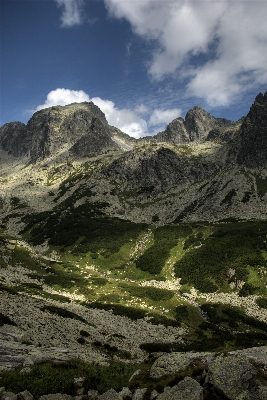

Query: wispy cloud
[[149, 108, 182, 126], [105, 0, 267, 107], [55, 0, 84, 27]]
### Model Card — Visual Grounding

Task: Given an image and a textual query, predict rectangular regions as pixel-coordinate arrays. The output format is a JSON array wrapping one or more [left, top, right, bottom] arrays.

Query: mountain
[[0, 92, 267, 228], [1, 92, 267, 398]]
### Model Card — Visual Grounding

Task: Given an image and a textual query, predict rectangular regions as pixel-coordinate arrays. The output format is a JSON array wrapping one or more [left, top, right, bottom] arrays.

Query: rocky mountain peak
[[0, 121, 28, 157], [185, 106, 221, 141], [237, 91, 267, 168]]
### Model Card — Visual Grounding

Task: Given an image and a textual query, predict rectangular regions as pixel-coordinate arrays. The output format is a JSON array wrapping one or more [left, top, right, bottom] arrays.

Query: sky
[[1, 0, 267, 138]]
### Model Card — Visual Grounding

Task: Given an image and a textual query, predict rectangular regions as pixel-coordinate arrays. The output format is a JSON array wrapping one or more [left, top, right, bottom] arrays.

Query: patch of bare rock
[[1, 347, 267, 400]]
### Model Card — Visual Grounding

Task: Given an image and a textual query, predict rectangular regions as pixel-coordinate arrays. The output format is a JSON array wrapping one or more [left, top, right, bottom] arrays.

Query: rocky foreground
[[0, 346, 267, 400]]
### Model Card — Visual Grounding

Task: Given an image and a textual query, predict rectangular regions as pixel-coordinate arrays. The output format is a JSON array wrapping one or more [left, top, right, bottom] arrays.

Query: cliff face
[[26, 102, 116, 162], [0, 122, 29, 157], [237, 91, 267, 168]]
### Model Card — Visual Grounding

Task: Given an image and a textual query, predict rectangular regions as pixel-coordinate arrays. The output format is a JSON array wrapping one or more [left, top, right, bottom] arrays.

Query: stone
[[157, 377, 203, 400], [150, 390, 158, 400], [128, 370, 142, 382], [73, 377, 86, 395], [257, 385, 267, 400], [206, 354, 257, 400], [17, 391, 34, 400], [19, 367, 32, 375], [132, 388, 147, 400], [150, 352, 213, 379], [1, 392, 17, 400], [118, 387, 132, 399], [87, 390, 99, 400], [98, 388, 123, 400], [38, 395, 73, 400]]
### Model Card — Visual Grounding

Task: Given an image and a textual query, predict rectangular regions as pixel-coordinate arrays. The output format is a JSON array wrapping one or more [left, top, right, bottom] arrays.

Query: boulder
[[118, 387, 132, 399], [132, 388, 147, 400], [150, 390, 158, 400], [73, 377, 86, 395], [17, 391, 34, 400], [87, 390, 99, 400], [38, 395, 73, 400], [157, 377, 203, 400], [1, 392, 17, 400], [98, 389, 123, 400], [206, 354, 257, 399], [150, 352, 214, 379]]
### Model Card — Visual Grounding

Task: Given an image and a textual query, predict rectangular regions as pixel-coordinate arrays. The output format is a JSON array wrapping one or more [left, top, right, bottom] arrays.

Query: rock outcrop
[[237, 91, 267, 168], [1, 347, 266, 400], [0, 122, 28, 157], [153, 106, 237, 144]]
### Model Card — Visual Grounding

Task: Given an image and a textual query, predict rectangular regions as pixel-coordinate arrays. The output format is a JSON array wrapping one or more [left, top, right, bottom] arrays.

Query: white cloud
[[35, 88, 90, 111], [56, 0, 84, 27], [135, 104, 149, 115], [105, 0, 267, 107], [149, 108, 182, 126]]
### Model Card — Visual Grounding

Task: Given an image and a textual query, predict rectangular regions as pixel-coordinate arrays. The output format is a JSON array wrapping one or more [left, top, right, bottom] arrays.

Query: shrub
[[0, 312, 17, 327], [41, 306, 87, 324], [256, 297, 267, 309], [0, 360, 139, 397], [136, 225, 192, 274]]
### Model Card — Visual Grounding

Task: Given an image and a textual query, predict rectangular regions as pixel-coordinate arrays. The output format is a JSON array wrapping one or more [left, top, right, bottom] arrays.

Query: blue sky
[[1, 0, 267, 138]]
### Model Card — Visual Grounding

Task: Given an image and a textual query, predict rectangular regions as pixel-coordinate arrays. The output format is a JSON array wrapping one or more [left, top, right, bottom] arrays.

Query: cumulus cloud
[[56, 0, 84, 27], [35, 88, 90, 111], [105, 0, 267, 107], [149, 108, 182, 126]]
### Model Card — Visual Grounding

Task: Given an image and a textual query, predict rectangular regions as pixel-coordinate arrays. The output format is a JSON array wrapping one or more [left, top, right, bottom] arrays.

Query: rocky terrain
[[0, 91, 267, 398]]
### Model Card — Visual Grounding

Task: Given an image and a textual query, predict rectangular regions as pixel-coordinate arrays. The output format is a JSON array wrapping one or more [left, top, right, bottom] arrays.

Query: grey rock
[[19, 367, 32, 375], [257, 385, 267, 400], [38, 395, 73, 400], [1, 392, 17, 400], [73, 377, 86, 395], [128, 370, 142, 383], [154, 117, 190, 144], [150, 351, 214, 379], [87, 390, 99, 400], [157, 377, 203, 400], [98, 389, 122, 400], [206, 354, 257, 400], [118, 387, 132, 399], [70, 117, 118, 157], [0, 388, 6, 397], [17, 391, 34, 400], [132, 388, 147, 400], [150, 390, 158, 400]]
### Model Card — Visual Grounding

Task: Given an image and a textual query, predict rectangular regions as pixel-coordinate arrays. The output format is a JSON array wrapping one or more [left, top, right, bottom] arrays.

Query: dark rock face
[[154, 118, 190, 144], [27, 102, 111, 162], [0, 122, 29, 157], [237, 91, 267, 168], [70, 117, 119, 157], [0, 102, 118, 163], [102, 146, 217, 192]]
